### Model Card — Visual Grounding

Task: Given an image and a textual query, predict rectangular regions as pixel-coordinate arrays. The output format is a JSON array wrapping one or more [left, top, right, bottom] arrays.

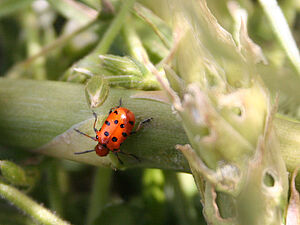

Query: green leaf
[[0, 161, 28, 186]]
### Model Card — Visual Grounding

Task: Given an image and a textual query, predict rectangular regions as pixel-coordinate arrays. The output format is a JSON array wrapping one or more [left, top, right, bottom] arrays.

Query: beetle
[[74, 99, 152, 164]]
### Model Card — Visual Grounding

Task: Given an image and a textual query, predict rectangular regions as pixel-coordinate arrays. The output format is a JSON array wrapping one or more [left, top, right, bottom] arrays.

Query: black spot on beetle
[[112, 137, 118, 142], [104, 131, 109, 136], [122, 132, 127, 137], [105, 121, 110, 126], [103, 144, 107, 148], [120, 124, 125, 128], [114, 110, 118, 114], [129, 121, 134, 125], [114, 120, 118, 124]]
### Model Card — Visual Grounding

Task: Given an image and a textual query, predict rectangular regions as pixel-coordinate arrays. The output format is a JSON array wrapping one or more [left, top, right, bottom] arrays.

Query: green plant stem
[[0, 78, 300, 183], [163, 171, 196, 225], [122, 18, 160, 89], [258, 0, 300, 75], [22, 9, 46, 80], [47, 161, 64, 217], [0, 182, 70, 225], [94, 0, 136, 54], [23, 18, 98, 68], [133, 3, 171, 49], [47, 0, 98, 24], [122, 17, 151, 63], [6, 18, 99, 79], [274, 115, 300, 174], [0, 78, 189, 171], [86, 168, 112, 225]]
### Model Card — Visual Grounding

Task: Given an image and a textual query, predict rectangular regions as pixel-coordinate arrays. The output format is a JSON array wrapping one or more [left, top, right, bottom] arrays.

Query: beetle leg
[[119, 151, 141, 162], [92, 111, 98, 133], [131, 118, 153, 134], [114, 152, 123, 164], [109, 108, 113, 114], [118, 98, 122, 108], [108, 98, 123, 114], [74, 129, 97, 141]]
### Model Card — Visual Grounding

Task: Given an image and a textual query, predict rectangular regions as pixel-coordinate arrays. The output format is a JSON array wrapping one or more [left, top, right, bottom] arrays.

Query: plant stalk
[[94, 0, 136, 54], [0, 78, 300, 185], [258, 0, 300, 75], [0, 182, 70, 225], [86, 168, 112, 225]]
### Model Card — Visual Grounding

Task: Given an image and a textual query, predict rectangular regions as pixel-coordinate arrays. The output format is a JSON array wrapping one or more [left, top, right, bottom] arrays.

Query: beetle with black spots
[[74, 99, 152, 164]]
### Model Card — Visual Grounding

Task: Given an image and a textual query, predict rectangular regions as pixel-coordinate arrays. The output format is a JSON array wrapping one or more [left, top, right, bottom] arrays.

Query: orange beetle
[[74, 99, 152, 164]]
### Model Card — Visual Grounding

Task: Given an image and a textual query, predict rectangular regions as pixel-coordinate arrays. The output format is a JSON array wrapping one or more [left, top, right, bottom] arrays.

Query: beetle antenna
[[74, 150, 95, 154], [74, 129, 97, 141], [118, 98, 122, 108]]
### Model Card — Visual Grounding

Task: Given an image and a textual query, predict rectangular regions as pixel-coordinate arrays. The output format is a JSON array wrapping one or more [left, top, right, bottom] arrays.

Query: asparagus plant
[[142, 0, 299, 224]]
